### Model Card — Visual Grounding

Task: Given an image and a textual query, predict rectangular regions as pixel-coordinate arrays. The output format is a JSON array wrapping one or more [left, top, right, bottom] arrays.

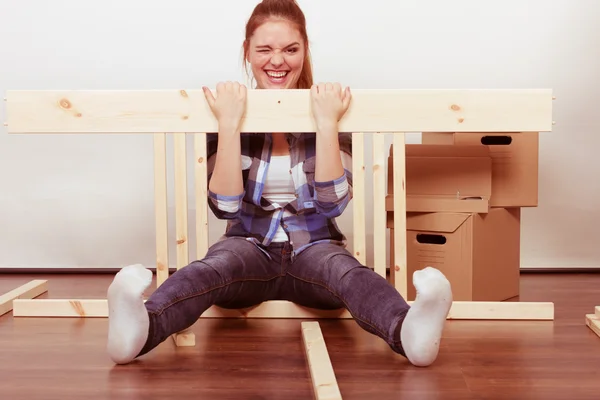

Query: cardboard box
[[387, 144, 492, 214], [421, 132, 539, 207], [388, 208, 521, 301]]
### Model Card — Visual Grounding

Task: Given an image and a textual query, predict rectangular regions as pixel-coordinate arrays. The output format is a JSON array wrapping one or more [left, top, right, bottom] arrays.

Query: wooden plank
[[585, 314, 600, 339], [13, 298, 109, 317], [301, 321, 343, 400], [194, 133, 209, 260], [173, 132, 195, 347], [447, 301, 554, 320], [12, 299, 554, 320], [174, 132, 189, 270], [153, 133, 169, 286], [5, 89, 554, 134], [0, 280, 48, 316], [392, 133, 408, 297], [372, 133, 386, 278], [351, 133, 366, 265]]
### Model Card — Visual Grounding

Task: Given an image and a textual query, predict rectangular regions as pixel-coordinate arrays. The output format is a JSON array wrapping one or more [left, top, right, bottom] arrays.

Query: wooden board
[[585, 306, 600, 339], [0, 280, 48, 316], [12, 298, 555, 320], [5, 89, 554, 133], [301, 321, 342, 400]]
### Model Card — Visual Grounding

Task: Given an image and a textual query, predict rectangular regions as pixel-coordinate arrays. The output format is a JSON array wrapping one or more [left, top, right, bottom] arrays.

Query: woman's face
[[246, 20, 305, 89]]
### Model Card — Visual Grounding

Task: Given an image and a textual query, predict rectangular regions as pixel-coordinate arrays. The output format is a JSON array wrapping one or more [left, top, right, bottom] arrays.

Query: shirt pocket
[[300, 156, 317, 209]]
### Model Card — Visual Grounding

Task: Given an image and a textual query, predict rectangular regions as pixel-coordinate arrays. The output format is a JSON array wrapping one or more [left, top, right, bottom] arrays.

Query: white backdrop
[[1, 0, 598, 270]]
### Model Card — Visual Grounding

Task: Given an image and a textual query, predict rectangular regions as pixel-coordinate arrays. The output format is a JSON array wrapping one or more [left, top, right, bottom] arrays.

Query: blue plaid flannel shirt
[[206, 132, 353, 258]]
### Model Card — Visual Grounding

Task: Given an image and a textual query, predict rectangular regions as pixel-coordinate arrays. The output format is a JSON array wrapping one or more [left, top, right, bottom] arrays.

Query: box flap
[[407, 144, 491, 213], [421, 132, 540, 207], [387, 144, 492, 213], [404, 145, 491, 198], [406, 212, 471, 233]]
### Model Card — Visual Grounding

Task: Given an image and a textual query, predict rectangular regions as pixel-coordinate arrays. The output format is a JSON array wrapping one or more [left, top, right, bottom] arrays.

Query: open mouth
[[265, 70, 289, 84]]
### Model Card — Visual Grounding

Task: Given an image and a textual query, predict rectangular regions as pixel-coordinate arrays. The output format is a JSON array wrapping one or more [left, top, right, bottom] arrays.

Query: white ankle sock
[[106, 264, 153, 364], [400, 266, 453, 367]]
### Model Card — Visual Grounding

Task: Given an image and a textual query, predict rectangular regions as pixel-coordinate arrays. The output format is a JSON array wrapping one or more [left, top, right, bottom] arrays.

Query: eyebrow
[[255, 42, 300, 49]]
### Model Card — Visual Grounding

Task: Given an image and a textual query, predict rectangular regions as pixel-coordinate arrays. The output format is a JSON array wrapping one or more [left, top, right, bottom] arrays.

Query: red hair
[[242, 0, 313, 89]]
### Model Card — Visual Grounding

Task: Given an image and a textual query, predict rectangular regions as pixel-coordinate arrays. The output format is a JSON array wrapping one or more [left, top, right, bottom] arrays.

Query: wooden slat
[[372, 133, 386, 277], [351, 133, 366, 265], [5, 89, 554, 134], [301, 321, 343, 400], [194, 133, 209, 260], [446, 301, 554, 320], [174, 132, 189, 270], [173, 132, 195, 347], [585, 314, 600, 339], [0, 280, 48, 316], [392, 133, 408, 297], [153, 133, 169, 286], [12, 299, 555, 320]]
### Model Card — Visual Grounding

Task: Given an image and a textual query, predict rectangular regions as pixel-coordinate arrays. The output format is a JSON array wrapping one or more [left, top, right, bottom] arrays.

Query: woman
[[106, 0, 452, 367]]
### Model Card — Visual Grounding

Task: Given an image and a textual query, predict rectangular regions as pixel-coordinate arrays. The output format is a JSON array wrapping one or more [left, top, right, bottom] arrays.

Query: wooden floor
[[1, 272, 599, 399]]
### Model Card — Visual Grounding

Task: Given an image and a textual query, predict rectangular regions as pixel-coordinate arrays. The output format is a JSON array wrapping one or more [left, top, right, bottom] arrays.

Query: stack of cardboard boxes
[[386, 132, 539, 301]]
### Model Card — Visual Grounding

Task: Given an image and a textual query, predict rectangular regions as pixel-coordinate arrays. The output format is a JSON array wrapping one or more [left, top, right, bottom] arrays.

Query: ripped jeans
[[137, 237, 410, 357]]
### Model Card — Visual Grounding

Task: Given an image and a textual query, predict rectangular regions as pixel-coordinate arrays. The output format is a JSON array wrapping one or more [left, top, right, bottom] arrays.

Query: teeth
[[266, 71, 287, 78]]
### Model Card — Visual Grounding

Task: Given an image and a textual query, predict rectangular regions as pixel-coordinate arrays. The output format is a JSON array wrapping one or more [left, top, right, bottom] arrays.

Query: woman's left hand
[[310, 82, 351, 130]]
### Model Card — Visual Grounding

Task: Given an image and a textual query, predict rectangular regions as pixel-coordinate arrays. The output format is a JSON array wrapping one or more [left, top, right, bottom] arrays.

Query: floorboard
[[1, 272, 599, 399]]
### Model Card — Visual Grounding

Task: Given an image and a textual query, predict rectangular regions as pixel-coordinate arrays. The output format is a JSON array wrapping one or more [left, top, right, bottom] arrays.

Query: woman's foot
[[400, 266, 453, 367], [106, 264, 153, 364]]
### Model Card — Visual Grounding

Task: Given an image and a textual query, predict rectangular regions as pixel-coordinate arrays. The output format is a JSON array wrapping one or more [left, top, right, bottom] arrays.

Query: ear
[[243, 40, 250, 63]]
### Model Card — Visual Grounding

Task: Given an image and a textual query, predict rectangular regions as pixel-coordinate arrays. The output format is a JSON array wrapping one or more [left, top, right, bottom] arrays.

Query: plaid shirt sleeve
[[312, 132, 353, 218], [205, 133, 244, 219]]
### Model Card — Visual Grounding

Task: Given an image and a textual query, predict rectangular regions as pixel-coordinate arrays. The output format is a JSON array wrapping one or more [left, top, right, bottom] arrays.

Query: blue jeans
[[137, 237, 410, 357]]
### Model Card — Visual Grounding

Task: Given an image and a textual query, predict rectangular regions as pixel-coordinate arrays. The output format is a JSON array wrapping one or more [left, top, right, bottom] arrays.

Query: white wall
[[1, 0, 598, 270]]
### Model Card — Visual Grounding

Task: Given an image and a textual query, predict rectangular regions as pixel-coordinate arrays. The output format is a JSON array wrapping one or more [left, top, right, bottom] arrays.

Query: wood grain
[[5, 89, 554, 133]]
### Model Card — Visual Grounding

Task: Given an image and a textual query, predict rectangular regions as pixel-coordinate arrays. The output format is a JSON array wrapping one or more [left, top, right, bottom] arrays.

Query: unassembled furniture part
[[4, 88, 556, 398]]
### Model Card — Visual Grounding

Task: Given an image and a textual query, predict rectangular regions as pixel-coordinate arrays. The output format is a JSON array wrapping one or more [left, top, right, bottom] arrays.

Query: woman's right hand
[[202, 81, 247, 132]]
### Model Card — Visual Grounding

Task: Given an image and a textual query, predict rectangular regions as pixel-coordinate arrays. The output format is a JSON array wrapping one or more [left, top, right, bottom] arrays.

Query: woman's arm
[[208, 123, 243, 197], [314, 121, 345, 183], [203, 82, 247, 218], [310, 83, 353, 217]]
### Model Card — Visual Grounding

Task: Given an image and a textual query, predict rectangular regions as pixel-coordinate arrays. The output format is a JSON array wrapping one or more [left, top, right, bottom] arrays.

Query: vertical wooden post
[[372, 133, 386, 278], [153, 133, 169, 287], [172, 132, 195, 347], [174, 133, 189, 269], [351, 132, 366, 266], [195, 133, 209, 260], [392, 133, 408, 298]]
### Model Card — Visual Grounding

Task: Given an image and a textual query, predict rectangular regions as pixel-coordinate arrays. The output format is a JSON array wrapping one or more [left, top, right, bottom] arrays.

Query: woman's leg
[[285, 243, 452, 367], [106, 237, 283, 364]]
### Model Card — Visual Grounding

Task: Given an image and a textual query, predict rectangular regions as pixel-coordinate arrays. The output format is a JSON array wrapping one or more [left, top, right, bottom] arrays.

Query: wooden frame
[[5, 89, 556, 343]]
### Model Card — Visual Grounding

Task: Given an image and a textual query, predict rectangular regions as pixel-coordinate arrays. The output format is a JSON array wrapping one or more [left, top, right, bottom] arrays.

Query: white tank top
[[263, 155, 295, 241]]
